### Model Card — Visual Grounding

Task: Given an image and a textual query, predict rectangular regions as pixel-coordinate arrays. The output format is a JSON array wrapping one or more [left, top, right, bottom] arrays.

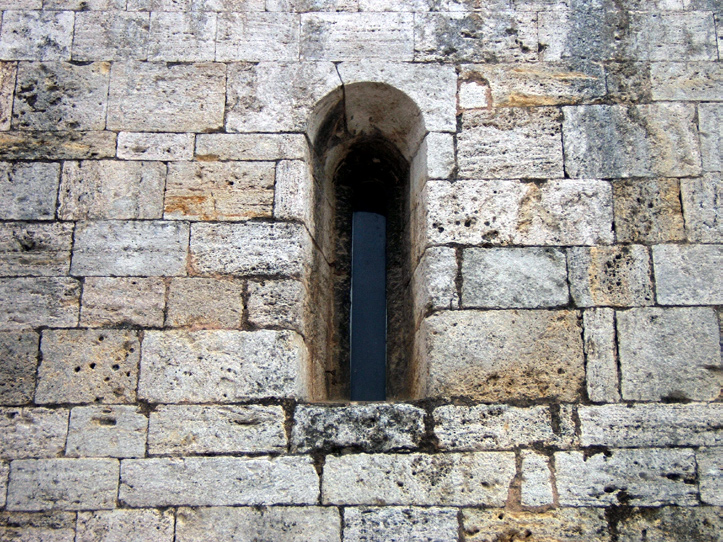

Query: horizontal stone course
[[195, 133, 307, 161], [117, 132, 194, 161], [0, 131, 117, 160], [0, 511, 76, 541], [0, 10, 74, 61], [0, 408, 69, 460]]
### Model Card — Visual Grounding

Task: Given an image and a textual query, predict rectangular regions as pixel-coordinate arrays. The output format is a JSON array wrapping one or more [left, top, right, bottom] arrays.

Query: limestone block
[[681, 173, 723, 242], [77, 509, 174, 542], [604, 61, 652, 103], [291, 403, 425, 453], [139, 330, 309, 402], [580, 404, 723, 448], [617, 507, 723, 542], [654, 244, 722, 305], [247, 279, 306, 334], [462, 509, 610, 542], [0, 461, 6, 508], [0, 11, 74, 61], [46, 0, 126, 7], [36, 329, 140, 404], [538, 7, 621, 61], [521, 451, 554, 507], [120, 456, 319, 506], [66, 406, 147, 459], [414, 11, 537, 63], [165, 161, 274, 221], [190, 222, 311, 277], [563, 104, 701, 178], [418, 310, 584, 401], [0, 62, 16, 130], [699, 103, 721, 172], [0, 512, 76, 542], [166, 278, 244, 329], [412, 247, 458, 324], [80, 277, 165, 328], [651, 62, 723, 101], [274, 160, 313, 230], [176, 506, 340, 542], [462, 247, 568, 308], [7, 458, 119, 511], [629, 11, 718, 61], [72, 11, 150, 61], [195, 133, 307, 160], [0, 332, 38, 405], [458, 79, 489, 109], [344, 507, 458, 542], [698, 448, 722, 506], [107, 62, 225, 132], [556, 449, 697, 506], [300, 13, 413, 61], [618, 307, 721, 401], [323, 452, 515, 506], [147, 12, 217, 62], [117, 132, 194, 161], [148, 405, 286, 455], [0, 131, 117, 160], [0, 0, 41, 7], [434, 405, 557, 451], [583, 308, 620, 403], [612, 178, 685, 243], [226, 62, 340, 132], [568, 245, 653, 307], [279, 0, 358, 9], [426, 132, 455, 179], [460, 61, 606, 107], [217, 12, 299, 61], [0, 162, 59, 220], [0, 408, 68, 459], [0, 222, 73, 277], [0, 277, 80, 330], [458, 108, 563, 179], [72, 221, 189, 277], [59, 160, 165, 220]]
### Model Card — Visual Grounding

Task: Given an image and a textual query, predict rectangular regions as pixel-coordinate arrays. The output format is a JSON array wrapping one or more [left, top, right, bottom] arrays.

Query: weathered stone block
[[651, 61, 722, 101], [273, 160, 313, 228], [120, 456, 319, 506], [166, 278, 244, 329], [46, 0, 126, 7], [147, 12, 217, 62], [0, 162, 59, 220], [108, 61, 225, 132], [117, 132, 194, 161], [190, 222, 311, 277], [537, 7, 623, 61], [195, 133, 307, 161], [618, 307, 721, 401], [217, 12, 299, 61], [521, 451, 554, 507], [556, 449, 697, 507], [0, 332, 38, 405], [7, 458, 119, 511], [139, 330, 309, 402], [698, 448, 722, 506], [344, 507, 458, 542], [292, 403, 425, 453], [149, 405, 286, 455], [80, 277, 165, 328], [176, 506, 340, 542], [72, 11, 150, 61], [583, 308, 620, 403], [568, 245, 653, 307], [630, 11, 718, 61], [654, 244, 723, 305], [682, 173, 723, 242], [66, 406, 147, 458], [0, 222, 73, 277], [699, 103, 721, 172], [0, 62, 16, 130], [462, 247, 568, 308], [72, 221, 189, 277], [612, 178, 686, 243], [0, 11, 74, 61], [563, 104, 702, 178], [426, 132, 455, 179], [458, 108, 563, 179], [77, 509, 174, 542], [0, 131, 116, 160], [247, 279, 306, 334], [417, 310, 584, 402], [0, 512, 76, 542], [12, 62, 109, 131], [0, 277, 80, 330], [165, 161, 274, 221], [0, 461, 6, 508], [462, 509, 610, 542], [617, 507, 723, 542], [604, 61, 652, 103], [323, 452, 515, 506], [412, 247, 458, 323], [0, 408, 68, 459], [36, 329, 140, 404]]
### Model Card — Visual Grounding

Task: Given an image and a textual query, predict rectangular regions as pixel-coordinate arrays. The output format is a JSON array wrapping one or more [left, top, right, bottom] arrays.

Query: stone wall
[[0, 0, 721, 540]]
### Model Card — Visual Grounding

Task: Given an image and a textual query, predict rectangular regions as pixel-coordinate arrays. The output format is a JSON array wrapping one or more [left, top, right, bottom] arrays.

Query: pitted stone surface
[[651, 62, 723, 101], [0, 332, 38, 405], [0, 11, 74, 61], [120, 456, 319, 506], [166, 278, 244, 329], [698, 448, 722, 506], [0, 278, 80, 330], [344, 507, 458, 542], [0, 131, 117, 160], [195, 133, 307, 161], [0, 222, 73, 277], [612, 178, 686, 243], [66, 406, 147, 459], [117, 132, 195, 161], [149, 405, 286, 455], [0, 62, 17, 131], [699, 103, 721, 172], [412, 247, 458, 323], [147, 12, 217, 62], [217, 12, 300, 61], [0, 162, 60, 220], [0, 512, 76, 542], [521, 451, 554, 507], [617, 507, 723, 542], [72, 11, 151, 61], [681, 173, 723, 242], [80, 277, 166, 328], [0, 408, 69, 460], [653, 244, 723, 305], [77, 509, 174, 542], [583, 308, 620, 403], [247, 279, 306, 334]]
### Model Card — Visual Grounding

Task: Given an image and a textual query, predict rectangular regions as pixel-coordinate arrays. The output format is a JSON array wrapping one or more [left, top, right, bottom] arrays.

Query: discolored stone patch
[[80, 277, 166, 328], [612, 178, 685, 243], [0, 131, 116, 161], [77, 509, 174, 542], [0, 277, 80, 331], [0, 162, 60, 220], [617, 506, 722, 542], [0, 62, 16, 131], [0, 512, 76, 542], [345, 507, 458, 542], [0, 222, 73, 277], [0, 332, 38, 405], [166, 278, 244, 329]]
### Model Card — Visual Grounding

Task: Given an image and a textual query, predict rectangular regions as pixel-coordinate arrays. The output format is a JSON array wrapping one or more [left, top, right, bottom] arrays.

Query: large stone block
[[0, 62, 17, 130], [681, 173, 723, 242], [653, 244, 723, 305], [0, 277, 80, 330], [0, 512, 76, 542], [698, 448, 722, 506], [563, 104, 702, 178], [412, 247, 458, 324], [139, 329, 309, 402], [166, 278, 244, 329], [651, 61, 722, 101], [612, 178, 686, 243], [0, 332, 38, 405], [0, 11, 74, 61], [80, 277, 165, 328], [217, 12, 299, 61], [629, 11, 718, 61], [323, 452, 515, 506], [0, 131, 116, 160], [107, 61, 226, 132], [148, 405, 286, 455], [417, 310, 584, 401], [77, 509, 174, 542], [165, 161, 274, 221], [0, 162, 59, 220], [521, 451, 554, 507], [247, 279, 307, 334], [71, 221, 189, 277], [116, 132, 194, 161], [7, 458, 119, 511], [66, 406, 147, 459], [72, 11, 150, 61], [120, 456, 319, 506], [538, 7, 624, 61], [59, 160, 165, 220], [583, 308, 620, 403], [0, 408, 68, 459], [604, 60, 653, 103], [617, 506, 723, 542], [344, 507, 458, 542], [699, 103, 721, 172], [45, 0, 126, 7], [0, 222, 73, 277], [147, 12, 217, 62], [556, 449, 697, 507], [195, 133, 307, 161], [36, 329, 139, 404]]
